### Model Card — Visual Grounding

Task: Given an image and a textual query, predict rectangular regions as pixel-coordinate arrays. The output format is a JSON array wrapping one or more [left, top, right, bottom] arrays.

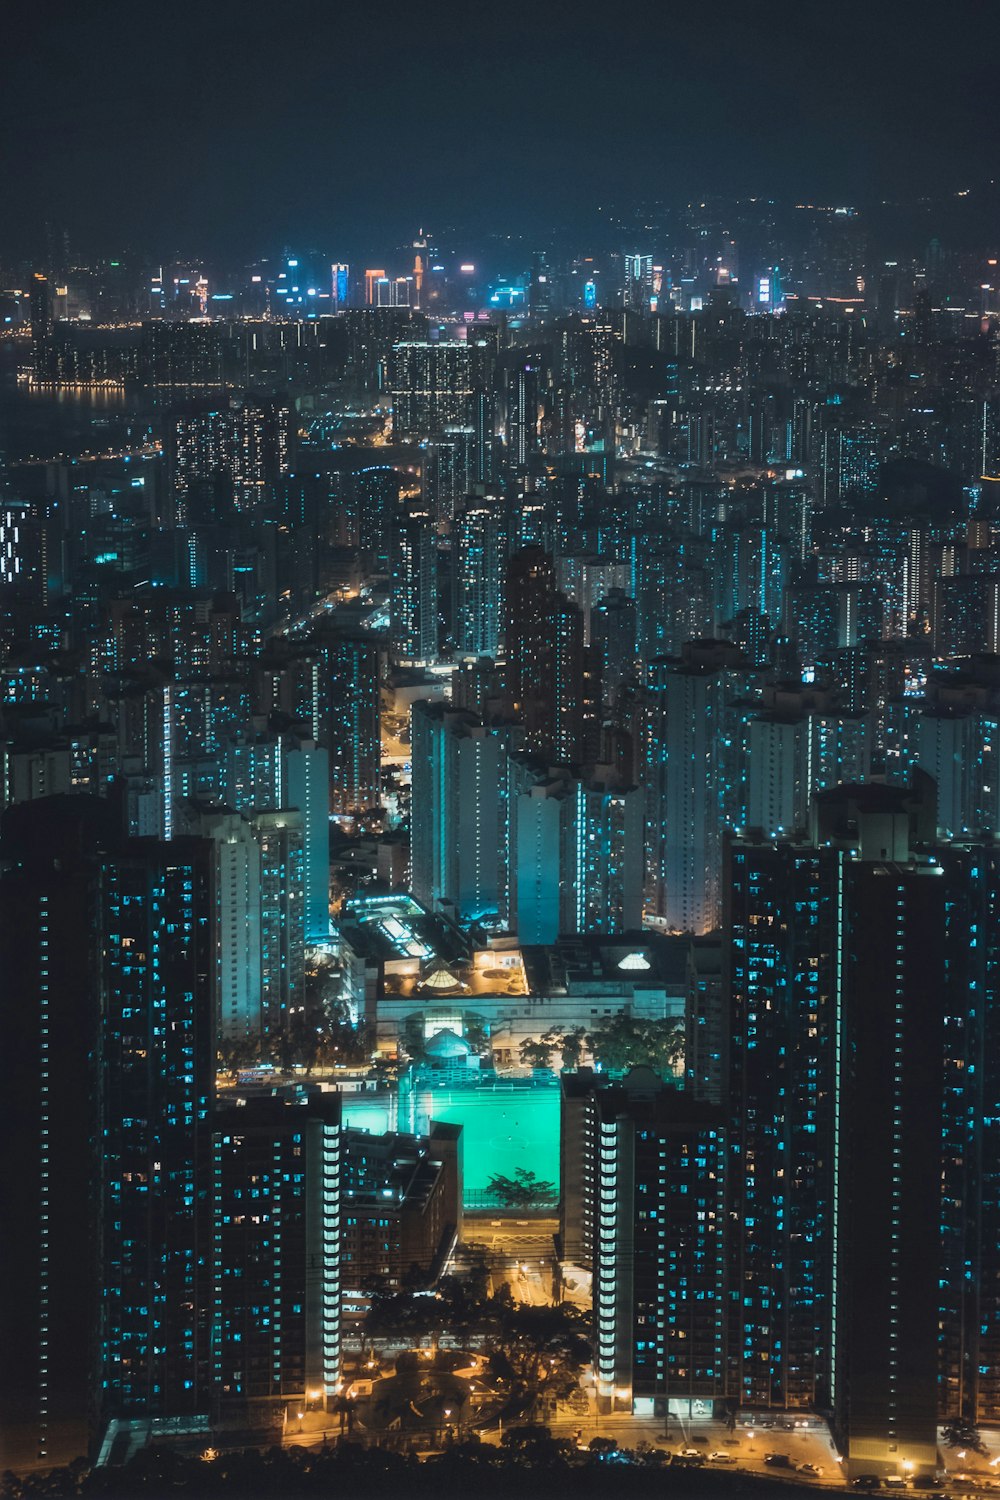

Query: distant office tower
[[509, 760, 643, 943], [320, 632, 381, 815], [561, 1069, 728, 1414], [725, 779, 1000, 1470], [212, 1089, 341, 1419], [623, 253, 654, 312], [529, 251, 551, 315], [390, 503, 437, 662], [167, 393, 291, 520], [364, 269, 386, 305], [409, 701, 513, 924], [372, 275, 412, 307], [453, 492, 506, 658], [390, 342, 475, 439], [29, 272, 52, 378], [331, 262, 350, 309], [645, 642, 751, 934], [284, 739, 331, 941]]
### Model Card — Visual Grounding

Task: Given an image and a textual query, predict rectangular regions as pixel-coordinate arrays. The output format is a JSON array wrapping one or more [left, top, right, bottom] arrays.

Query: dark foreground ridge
[[1, 1439, 825, 1500]]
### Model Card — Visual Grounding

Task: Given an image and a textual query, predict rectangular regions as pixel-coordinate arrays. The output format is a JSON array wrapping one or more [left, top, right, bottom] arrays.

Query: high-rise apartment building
[[509, 759, 643, 943], [390, 503, 437, 663], [409, 701, 513, 925], [645, 642, 751, 934], [561, 1069, 728, 1415], [390, 343, 475, 439], [453, 492, 506, 659], [725, 778, 1000, 1471], [167, 394, 291, 520], [284, 738, 331, 942], [212, 1089, 341, 1421], [318, 632, 381, 816]]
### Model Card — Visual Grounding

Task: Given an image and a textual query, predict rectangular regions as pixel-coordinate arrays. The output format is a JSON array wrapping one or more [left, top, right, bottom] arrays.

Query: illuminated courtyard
[[342, 1081, 561, 1203]]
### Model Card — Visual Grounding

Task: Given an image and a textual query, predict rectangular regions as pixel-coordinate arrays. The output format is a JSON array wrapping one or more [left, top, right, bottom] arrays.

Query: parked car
[[710, 1452, 737, 1464], [799, 1464, 825, 1477]]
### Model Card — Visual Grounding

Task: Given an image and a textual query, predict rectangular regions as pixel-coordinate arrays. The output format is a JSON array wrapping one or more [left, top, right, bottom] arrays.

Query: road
[[462, 1214, 558, 1308]]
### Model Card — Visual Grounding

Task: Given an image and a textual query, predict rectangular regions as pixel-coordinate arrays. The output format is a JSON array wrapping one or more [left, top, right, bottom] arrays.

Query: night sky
[[4, 0, 999, 259]]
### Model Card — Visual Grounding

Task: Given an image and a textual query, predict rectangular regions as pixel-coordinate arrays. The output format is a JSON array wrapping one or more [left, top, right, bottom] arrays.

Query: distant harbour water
[[0, 342, 130, 465]]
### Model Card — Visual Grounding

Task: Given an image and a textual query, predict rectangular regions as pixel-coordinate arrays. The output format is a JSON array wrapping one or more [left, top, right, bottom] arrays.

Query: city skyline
[[6, 7, 1000, 1493]]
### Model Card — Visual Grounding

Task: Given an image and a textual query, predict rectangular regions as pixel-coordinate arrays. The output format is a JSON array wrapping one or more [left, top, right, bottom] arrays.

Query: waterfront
[[0, 342, 131, 463]]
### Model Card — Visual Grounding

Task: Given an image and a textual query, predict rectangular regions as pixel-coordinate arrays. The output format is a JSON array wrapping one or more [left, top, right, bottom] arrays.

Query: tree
[[464, 1015, 490, 1056], [488, 1303, 592, 1417], [586, 1011, 684, 1077], [542, 1025, 586, 1071], [217, 1036, 261, 1078], [487, 1167, 557, 1209], [519, 1037, 554, 1070], [941, 1416, 988, 1455]]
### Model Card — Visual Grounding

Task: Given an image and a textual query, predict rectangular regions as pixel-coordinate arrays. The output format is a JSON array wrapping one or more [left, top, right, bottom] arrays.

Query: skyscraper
[[725, 778, 1000, 1471], [509, 759, 643, 943], [100, 835, 216, 1423], [390, 343, 475, 439], [319, 632, 381, 816], [561, 1069, 728, 1416], [212, 1089, 341, 1421], [409, 701, 513, 925], [284, 738, 331, 943], [453, 492, 506, 659], [0, 799, 110, 1468], [390, 502, 438, 663], [645, 642, 750, 934]]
